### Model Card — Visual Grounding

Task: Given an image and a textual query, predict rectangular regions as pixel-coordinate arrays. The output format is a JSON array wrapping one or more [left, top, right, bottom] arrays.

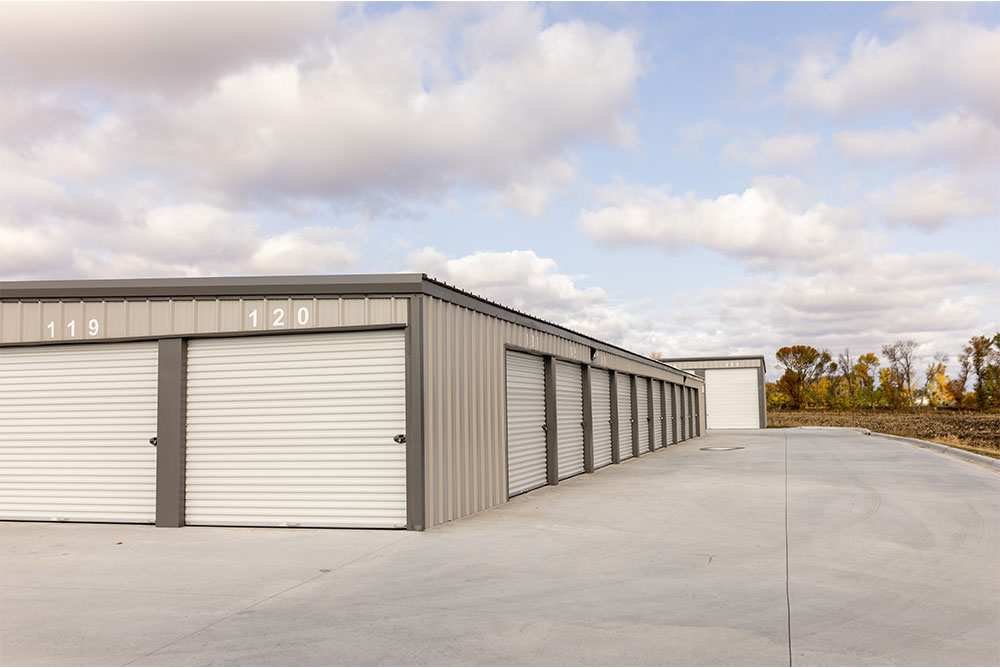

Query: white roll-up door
[[0, 342, 158, 523], [636, 378, 649, 454], [652, 381, 663, 450], [686, 387, 694, 438], [555, 360, 585, 480], [705, 368, 760, 429], [616, 374, 633, 461], [591, 369, 613, 469], [506, 351, 548, 496], [665, 383, 675, 445], [678, 386, 687, 441], [185, 330, 407, 529]]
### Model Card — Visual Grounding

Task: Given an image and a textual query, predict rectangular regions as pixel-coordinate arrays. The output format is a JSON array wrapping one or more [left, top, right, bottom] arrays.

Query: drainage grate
[[700, 446, 746, 451]]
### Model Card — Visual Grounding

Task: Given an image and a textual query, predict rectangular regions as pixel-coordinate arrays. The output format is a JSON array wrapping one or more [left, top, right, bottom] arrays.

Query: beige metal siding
[[636, 378, 649, 454], [185, 330, 407, 528], [0, 342, 158, 523], [505, 351, 547, 496], [419, 296, 704, 528], [591, 369, 613, 469], [0, 297, 408, 345], [554, 360, 585, 480], [652, 381, 663, 450]]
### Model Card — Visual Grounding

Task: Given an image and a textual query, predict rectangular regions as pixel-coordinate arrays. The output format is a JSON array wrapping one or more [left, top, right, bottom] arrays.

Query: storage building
[[657, 356, 766, 430], [0, 275, 706, 531]]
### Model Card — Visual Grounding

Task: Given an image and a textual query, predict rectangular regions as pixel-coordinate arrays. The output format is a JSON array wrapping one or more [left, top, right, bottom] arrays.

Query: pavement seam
[[784, 430, 793, 667], [119, 533, 412, 667]]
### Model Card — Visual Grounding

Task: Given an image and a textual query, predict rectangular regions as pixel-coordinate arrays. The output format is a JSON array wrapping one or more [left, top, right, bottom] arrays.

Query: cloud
[[2, 4, 641, 215], [576, 181, 871, 269], [722, 132, 821, 169], [868, 171, 999, 229], [834, 111, 1000, 168], [785, 18, 1000, 118], [497, 157, 578, 219], [0, 3, 338, 94]]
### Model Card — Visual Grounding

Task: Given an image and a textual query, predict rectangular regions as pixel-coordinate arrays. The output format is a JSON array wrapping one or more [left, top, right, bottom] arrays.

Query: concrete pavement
[[2, 428, 997, 666]]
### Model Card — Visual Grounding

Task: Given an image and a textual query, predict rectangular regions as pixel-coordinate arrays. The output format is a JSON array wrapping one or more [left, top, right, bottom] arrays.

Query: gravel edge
[[866, 431, 1000, 471]]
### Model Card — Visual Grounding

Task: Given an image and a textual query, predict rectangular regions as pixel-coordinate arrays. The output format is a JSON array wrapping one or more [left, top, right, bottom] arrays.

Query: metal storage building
[[0, 274, 705, 531], [658, 356, 766, 430]]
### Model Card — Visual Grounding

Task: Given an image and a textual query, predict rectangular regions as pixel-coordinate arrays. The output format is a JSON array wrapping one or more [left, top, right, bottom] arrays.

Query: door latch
[[148, 437, 157, 447], [393, 434, 406, 444]]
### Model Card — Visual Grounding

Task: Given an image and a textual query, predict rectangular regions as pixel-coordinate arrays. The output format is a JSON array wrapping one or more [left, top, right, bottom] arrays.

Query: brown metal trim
[[0, 274, 426, 300], [405, 297, 426, 531], [0, 323, 407, 349], [155, 338, 186, 528], [544, 356, 559, 486], [609, 371, 620, 465], [630, 375, 640, 458], [581, 365, 595, 474]]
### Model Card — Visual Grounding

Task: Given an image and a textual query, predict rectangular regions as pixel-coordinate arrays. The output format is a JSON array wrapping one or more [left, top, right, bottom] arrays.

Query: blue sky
[[1, 2, 997, 379]]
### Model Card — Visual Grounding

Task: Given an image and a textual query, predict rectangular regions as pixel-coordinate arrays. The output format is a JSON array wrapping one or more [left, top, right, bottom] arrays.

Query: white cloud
[[576, 182, 871, 269], [868, 171, 998, 229], [785, 19, 1000, 118], [497, 157, 578, 219], [722, 132, 821, 169], [0, 3, 339, 94], [834, 111, 1000, 168], [2, 5, 640, 215]]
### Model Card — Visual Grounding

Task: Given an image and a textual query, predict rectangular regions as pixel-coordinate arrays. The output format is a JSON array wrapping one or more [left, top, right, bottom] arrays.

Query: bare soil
[[768, 408, 1000, 458]]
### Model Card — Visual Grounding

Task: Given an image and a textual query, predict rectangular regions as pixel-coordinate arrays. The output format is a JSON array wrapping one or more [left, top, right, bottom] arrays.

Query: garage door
[[555, 360, 585, 480], [665, 383, 675, 445], [678, 387, 687, 441], [636, 378, 649, 454], [616, 374, 633, 461], [591, 369, 613, 469], [705, 368, 760, 429], [185, 330, 407, 528], [506, 351, 548, 496], [0, 342, 158, 523], [652, 381, 663, 450]]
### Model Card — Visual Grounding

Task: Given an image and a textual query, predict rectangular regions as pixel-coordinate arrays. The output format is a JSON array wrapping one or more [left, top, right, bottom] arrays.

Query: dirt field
[[767, 408, 1000, 458]]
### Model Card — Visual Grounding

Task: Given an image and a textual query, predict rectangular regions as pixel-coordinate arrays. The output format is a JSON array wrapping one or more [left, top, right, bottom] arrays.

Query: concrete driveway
[[2, 428, 997, 666]]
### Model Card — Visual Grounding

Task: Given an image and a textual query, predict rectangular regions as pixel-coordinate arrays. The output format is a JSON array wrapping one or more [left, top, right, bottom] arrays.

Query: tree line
[[767, 334, 1000, 411]]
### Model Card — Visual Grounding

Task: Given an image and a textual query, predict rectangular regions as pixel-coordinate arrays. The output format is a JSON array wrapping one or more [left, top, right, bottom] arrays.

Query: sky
[[1, 1, 998, 380]]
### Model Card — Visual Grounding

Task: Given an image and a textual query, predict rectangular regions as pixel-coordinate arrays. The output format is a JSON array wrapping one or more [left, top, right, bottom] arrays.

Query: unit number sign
[[46, 319, 101, 338], [247, 307, 310, 327]]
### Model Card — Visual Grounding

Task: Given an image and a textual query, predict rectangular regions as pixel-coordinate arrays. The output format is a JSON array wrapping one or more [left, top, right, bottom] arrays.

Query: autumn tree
[[965, 335, 1000, 409], [775, 345, 834, 409], [923, 353, 948, 408], [839, 349, 857, 407], [882, 340, 918, 409], [854, 353, 880, 409]]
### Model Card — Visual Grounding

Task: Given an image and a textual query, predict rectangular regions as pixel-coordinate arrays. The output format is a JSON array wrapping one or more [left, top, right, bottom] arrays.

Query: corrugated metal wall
[[421, 296, 701, 527], [0, 297, 407, 344]]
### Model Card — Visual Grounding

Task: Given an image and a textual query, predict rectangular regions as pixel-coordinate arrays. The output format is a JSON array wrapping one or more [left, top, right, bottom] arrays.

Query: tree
[[882, 340, 918, 409], [775, 345, 834, 409], [965, 335, 1000, 410], [854, 353, 880, 409], [839, 349, 857, 407], [923, 352, 948, 408]]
